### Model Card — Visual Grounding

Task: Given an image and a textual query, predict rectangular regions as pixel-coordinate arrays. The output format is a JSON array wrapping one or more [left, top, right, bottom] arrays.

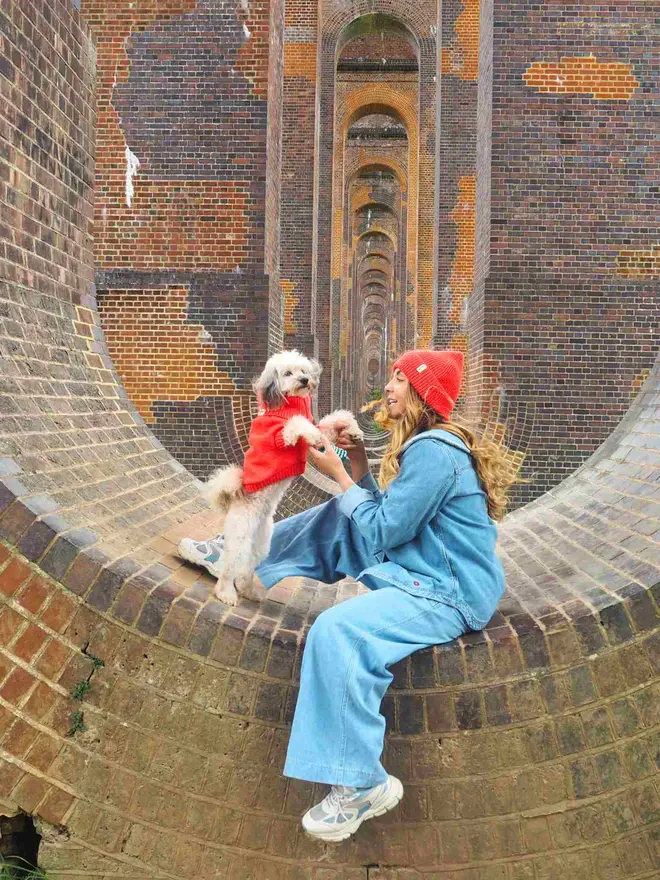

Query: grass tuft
[[0, 857, 53, 879], [67, 709, 85, 736]]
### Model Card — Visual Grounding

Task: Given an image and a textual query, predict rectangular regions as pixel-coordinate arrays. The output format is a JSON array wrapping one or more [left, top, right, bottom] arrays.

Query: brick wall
[[435, 0, 480, 360], [279, 0, 318, 360], [81, 0, 282, 478], [467, 0, 659, 505], [1, 2, 659, 876], [340, 34, 416, 62]]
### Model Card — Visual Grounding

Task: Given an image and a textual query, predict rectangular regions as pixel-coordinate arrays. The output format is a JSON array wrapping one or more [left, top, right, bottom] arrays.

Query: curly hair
[[373, 382, 523, 521]]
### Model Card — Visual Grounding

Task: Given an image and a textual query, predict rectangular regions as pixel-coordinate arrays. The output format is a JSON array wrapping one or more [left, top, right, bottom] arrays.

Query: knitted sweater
[[242, 395, 314, 493]]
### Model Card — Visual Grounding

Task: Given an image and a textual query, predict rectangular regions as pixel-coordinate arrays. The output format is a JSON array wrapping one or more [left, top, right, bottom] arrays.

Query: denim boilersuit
[[255, 429, 505, 788]]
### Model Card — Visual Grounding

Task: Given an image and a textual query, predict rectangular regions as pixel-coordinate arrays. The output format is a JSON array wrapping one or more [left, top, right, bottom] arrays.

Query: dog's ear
[[308, 358, 322, 383], [253, 362, 282, 409]]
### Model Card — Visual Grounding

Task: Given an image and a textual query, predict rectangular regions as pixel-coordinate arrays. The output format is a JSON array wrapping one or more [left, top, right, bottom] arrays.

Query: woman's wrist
[[336, 470, 356, 492], [347, 444, 369, 482], [347, 441, 366, 458]]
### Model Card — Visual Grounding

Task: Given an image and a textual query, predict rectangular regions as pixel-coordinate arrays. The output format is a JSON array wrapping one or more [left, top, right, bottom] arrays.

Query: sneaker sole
[[177, 542, 224, 579], [303, 776, 403, 843]]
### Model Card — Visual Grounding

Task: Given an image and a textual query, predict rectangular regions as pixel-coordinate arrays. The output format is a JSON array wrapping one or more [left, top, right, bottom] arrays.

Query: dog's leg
[[318, 409, 363, 444], [282, 415, 325, 448], [222, 498, 260, 601], [234, 482, 288, 602], [253, 482, 287, 565], [213, 505, 247, 606], [253, 515, 274, 567]]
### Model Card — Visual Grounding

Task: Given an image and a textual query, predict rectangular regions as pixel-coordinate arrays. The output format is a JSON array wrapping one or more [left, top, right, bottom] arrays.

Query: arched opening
[[319, 10, 422, 414], [337, 13, 419, 72]]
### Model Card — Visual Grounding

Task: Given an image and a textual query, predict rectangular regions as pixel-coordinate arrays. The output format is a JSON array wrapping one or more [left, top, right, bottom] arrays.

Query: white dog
[[204, 351, 362, 605]]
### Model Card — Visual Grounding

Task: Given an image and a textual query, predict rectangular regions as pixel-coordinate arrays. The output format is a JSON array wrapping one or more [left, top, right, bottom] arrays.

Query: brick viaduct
[[0, 0, 658, 877]]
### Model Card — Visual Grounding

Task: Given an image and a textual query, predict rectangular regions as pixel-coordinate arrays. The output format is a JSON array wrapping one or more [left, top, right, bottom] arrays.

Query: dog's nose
[[300, 377, 309, 386]]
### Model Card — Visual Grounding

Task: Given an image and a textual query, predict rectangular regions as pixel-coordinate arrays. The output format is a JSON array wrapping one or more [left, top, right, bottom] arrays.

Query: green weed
[[67, 709, 85, 737], [0, 856, 53, 879], [70, 680, 90, 701]]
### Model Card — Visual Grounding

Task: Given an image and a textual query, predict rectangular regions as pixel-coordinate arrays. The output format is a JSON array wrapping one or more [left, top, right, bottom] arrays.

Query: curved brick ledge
[[1, 360, 658, 878], [1, 1, 658, 878]]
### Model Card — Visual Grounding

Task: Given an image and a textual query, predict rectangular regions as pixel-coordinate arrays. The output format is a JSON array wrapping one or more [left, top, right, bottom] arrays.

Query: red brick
[[0, 650, 11, 684], [35, 639, 72, 679], [18, 575, 51, 615], [23, 680, 58, 721], [26, 732, 62, 773], [1, 667, 36, 705], [13, 623, 48, 662], [11, 772, 48, 813], [0, 558, 31, 597], [49, 696, 74, 738], [3, 718, 39, 758], [39, 787, 75, 825], [41, 591, 77, 632], [0, 606, 24, 646], [0, 759, 24, 796]]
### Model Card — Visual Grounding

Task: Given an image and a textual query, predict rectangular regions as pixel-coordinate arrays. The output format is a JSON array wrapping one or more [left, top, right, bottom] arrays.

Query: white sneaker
[[302, 775, 403, 842], [177, 535, 225, 578]]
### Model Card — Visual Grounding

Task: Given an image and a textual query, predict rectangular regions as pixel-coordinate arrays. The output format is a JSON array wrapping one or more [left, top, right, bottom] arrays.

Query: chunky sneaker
[[302, 775, 403, 842], [177, 535, 225, 578]]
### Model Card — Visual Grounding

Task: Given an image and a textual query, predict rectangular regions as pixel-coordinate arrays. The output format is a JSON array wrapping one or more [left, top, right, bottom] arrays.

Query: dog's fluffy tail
[[204, 465, 245, 512]]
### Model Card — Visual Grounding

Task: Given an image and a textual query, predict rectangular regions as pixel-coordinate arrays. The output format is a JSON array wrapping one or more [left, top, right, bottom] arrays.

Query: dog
[[204, 350, 362, 605]]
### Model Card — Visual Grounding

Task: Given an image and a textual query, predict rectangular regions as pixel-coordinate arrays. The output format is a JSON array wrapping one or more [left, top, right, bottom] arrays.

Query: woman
[[179, 350, 518, 842]]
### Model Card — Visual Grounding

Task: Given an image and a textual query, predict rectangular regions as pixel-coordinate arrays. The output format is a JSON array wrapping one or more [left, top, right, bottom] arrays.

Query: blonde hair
[[373, 383, 522, 521]]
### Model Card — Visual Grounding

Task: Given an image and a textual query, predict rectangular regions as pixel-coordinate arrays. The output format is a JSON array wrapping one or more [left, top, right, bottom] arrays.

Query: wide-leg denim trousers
[[255, 495, 467, 788]]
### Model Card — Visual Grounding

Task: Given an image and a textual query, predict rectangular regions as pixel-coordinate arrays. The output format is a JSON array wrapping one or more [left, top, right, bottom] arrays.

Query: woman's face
[[384, 368, 409, 419]]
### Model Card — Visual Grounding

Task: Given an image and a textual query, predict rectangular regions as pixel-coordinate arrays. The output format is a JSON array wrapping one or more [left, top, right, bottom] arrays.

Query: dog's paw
[[319, 409, 363, 443], [301, 426, 325, 447], [214, 581, 238, 606], [282, 415, 324, 447]]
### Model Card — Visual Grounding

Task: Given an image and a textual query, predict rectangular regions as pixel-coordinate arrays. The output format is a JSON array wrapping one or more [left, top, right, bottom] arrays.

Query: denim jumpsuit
[[255, 429, 505, 788]]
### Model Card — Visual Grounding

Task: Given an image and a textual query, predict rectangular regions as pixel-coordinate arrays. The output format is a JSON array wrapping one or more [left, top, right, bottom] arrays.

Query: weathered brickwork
[[98, 181, 251, 270], [80, 0, 281, 475], [97, 288, 235, 423], [340, 34, 416, 63], [442, 0, 480, 80], [448, 176, 476, 325], [279, 0, 318, 356], [1, 0, 659, 877], [617, 249, 660, 278], [0, 1, 95, 301], [523, 56, 640, 100], [313, 3, 440, 413], [2, 361, 659, 877], [467, 0, 659, 506], [65, 0, 658, 499]]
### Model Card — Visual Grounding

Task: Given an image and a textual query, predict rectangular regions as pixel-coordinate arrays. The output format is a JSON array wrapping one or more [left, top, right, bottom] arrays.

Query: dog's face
[[253, 350, 322, 408]]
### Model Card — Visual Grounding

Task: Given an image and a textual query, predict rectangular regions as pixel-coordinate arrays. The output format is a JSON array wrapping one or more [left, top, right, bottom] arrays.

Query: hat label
[[417, 364, 428, 373]]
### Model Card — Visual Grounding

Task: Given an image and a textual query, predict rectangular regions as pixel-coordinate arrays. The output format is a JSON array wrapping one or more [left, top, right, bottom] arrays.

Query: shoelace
[[325, 787, 354, 822]]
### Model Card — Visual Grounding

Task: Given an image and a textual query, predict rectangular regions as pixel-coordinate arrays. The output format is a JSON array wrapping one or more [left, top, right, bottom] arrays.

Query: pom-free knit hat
[[391, 349, 464, 419]]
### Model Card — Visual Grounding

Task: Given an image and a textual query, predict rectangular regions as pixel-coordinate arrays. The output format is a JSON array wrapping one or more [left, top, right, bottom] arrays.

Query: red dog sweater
[[242, 395, 314, 493]]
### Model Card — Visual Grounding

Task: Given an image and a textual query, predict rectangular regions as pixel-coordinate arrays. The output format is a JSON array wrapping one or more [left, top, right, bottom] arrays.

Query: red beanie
[[392, 349, 464, 419]]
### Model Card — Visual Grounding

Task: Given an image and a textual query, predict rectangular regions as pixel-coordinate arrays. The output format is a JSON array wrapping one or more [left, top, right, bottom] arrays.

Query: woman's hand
[[308, 442, 346, 480], [333, 424, 369, 482], [333, 424, 363, 455], [308, 442, 356, 492]]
